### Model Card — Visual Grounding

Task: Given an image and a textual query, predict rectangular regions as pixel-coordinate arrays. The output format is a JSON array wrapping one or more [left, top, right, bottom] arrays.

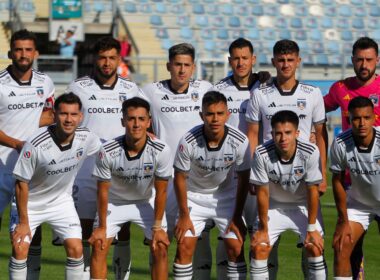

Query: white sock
[[173, 263, 192, 280], [227, 261, 247, 280], [9, 257, 27, 280], [113, 240, 131, 280], [193, 230, 212, 280], [65, 256, 84, 280], [82, 240, 91, 274], [250, 258, 269, 280], [27, 245, 41, 280], [308, 256, 327, 280], [217, 238, 228, 280]]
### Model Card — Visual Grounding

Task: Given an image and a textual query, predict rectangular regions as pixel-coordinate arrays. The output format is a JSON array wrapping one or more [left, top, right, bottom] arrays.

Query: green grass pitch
[[1, 186, 380, 279]]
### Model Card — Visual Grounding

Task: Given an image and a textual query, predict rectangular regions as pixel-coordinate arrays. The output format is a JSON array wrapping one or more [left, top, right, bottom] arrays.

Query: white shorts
[[182, 190, 238, 239], [94, 197, 167, 240], [0, 172, 15, 215], [73, 176, 97, 220], [262, 206, 324, 246], [10, 198, 82, 242], [347, 198, 380, 231]]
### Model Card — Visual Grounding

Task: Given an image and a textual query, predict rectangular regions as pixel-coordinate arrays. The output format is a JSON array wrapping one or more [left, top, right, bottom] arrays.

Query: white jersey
[[213, 75, 257, 134], [330, 128, 380, 208], [245, 80, 325, 142], [0, 66, 55, 173], [142, 79, 212, 164], [173, 124, 251, 194], [66, 75, 144, 140], [251, 138, 322, 208], [13, 125, 101, 211], [93, 135, 172, 203]]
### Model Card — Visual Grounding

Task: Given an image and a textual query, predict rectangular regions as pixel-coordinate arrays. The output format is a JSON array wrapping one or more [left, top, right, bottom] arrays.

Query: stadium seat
[[232, 0, 244, 3], [275, 18, 288, 28], [365, 0, 378, 5], [156, 28, 169, 39], [258, 16, 274, 28], [176, 15, 190, 26], [309, 29, 322, 41], [290, 0, 305, 3], [280, 4, 295, 16], [350, 0, 363, 5], [338, 5, 352, 17], [290, 18, 303, 29], [315, 54, 329, 66], [247, 29, 260, 40], [252, 5, 264, 16], [296, 5, 309, 16], [324, 29, 340, 40], [277, 0, 290, 3], [193, 3, 205, 14], [150, 15, 163, 26], [279, 29, 292, 40], [341, 30, 353, 41], [200, 29, 213, 40], [330, 54, 344, 66], [93, 2, 104, 12], [155, 3, 167, 13], [206, 5, 219, 15], [212, 16, 225, 27], [204, 40, 216, 52], [294, 30, 308, 41], [265, 5, 278, 16], [161, 39, 173, 50], [222, 3, 234, 15], [336, 19, 350, 29], [217, 29, 229, 40], [371, 30, 380, 40], [257, 53, 269, 65], [140, 4, 152, 13], [244, 17, 256, 27], [298, 41, 310, 53], [247, 0, 260, 3], [195, 15, 209, 27], [352, 18, 365, 29], [325, 7, 337, 17], [232, 30, 245, 39], [302, 54, 314, 65], [263, 29, 276, 40], [368, 19, 380, 29], [124, 2, 137, 13], [305, 18, 318, 29], [180, 27, 193, 40], [369, 6, 380, 17], [236, 5, 248, 16], [326, 42, 340, 54], [320, 17, 333, 29], [354, 7, 367, 17], [320, 0, 334, 4], [229, 16, 241, 28]]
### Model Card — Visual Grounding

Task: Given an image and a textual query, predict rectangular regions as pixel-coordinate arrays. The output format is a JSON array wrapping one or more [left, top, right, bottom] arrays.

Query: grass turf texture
[[1, 186, 380, 279]]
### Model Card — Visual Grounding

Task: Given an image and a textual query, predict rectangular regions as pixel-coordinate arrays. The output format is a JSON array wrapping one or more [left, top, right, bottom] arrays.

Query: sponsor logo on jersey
[[179, 144, 184, 152], [293, 166, 304, 177], [227, 96, 233, 102], [297, 99, 306, 110], [299, 114, 307, 119], [229, 107, 246, 114], [89, 95, 97, 100], [161, 95, 169, 100], [8, 91, 16, 97], [8, 102, 44, 110], [144, 163, 154, 173], [48, 159, 56, 165], [369, 94, 379, 107], [23, 151, 31, 158], [268, 102, 276, 108], [36, 87, 44, 98], [160, 106, 199, 113], [79, 80, 93, 87], [76, 148, 84, 159], [88, 107, 122, 114], [300, 84, 313, 94], [191, 92, 199, 102], [119, 92, 127, 103], [343, 94, 351, 101], [47, 163, 78, 175], [350, 168, 380, 175]]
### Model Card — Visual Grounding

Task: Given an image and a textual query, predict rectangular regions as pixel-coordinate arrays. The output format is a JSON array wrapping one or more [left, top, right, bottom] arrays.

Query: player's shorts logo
[[293, 166, 304, 177], [119, 92, 127, 103], [36, 87, 44, 98], [144, 163, 154, 173], [297, 99, 306, 110], [76, 148, 84, 159], [191, 92, 199, 102], [23, 151, 31, 158], [369, 94, 379, 107]]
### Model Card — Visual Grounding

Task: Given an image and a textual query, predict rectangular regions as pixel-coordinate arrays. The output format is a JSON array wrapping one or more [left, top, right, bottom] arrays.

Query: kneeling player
[[249, 110, 327, 279], [330, 97, 380, 279], [89, 97, 171, 279], [9, 93, 101, 280], [172, 91, 251, 279]]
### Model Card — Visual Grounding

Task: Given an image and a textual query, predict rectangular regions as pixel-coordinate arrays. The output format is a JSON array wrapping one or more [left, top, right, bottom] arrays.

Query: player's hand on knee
[[226, 216, 246, 243], [251, 230, 270, 249], [175, 215, 195, 243], [151, 229, 170, 251], [332, 221, 353, 253], [12, 223, 31, 248], [304, 230, 324, 254], [88, 227, 106, 250]]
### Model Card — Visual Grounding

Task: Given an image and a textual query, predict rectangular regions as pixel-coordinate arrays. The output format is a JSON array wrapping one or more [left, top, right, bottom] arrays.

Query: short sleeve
[[250, 149, 269, 185], [235, 138, 251, 172], [173, 136, 192, 173], [312, 88, 326, 124], [155, 144, 172, 180], [92, 147, 112, 181], [13, 142, 37, 183], [245, 88, 261, 123], [329, 138, 346, 174], [323, 82, 340, 112], [86, 132, 101, 156], [304, 147, 323, 185]]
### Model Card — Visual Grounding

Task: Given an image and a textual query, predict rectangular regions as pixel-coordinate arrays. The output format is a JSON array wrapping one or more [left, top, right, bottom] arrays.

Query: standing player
[[142, 43, 212, 277], [89, 97, 171, 280], [249, 110, 326, 280], [172, 91, 251, 280], [0, 29, 55, 279], [324, 37, 380, 280], [65, 36, 144, 279], [211, 37, 270, 279], [330, 97, 380, 279], [9, 93, 100, 280]]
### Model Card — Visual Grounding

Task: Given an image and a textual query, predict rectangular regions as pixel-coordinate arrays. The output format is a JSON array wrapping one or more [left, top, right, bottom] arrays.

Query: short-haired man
[[172, 91, 251, 280], [330, 97, 380, 279], [9, 93, 100, 280], [66, 36, 144, 278], [249, 110, 327, 280], [0, 29, 55, 279], [324, 37, 380, 280], [89, 97, 171, 279]]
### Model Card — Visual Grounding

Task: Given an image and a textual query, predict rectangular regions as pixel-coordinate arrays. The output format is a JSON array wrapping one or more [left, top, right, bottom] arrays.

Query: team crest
[[297, 99, 306, 110], [76, 148, 84, 159], [144, 163, 154, 173], [374, 155, 380, 166], [23, 151, 31, 158], [224, 154, 234, 164], [36, 87, 44, 98], [119, 92, 127, 103], [369, 94, 379, 107], [293, 166, 304, 177], [191, 92, 199, 102]]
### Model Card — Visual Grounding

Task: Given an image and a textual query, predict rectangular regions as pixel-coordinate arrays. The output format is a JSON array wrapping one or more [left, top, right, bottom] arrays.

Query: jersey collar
[[230, 73, 257, 91], [203, 125, 228, 151], [123, 135, 147, 161], [93, 74, 118, 90], [47, 125, 74, 151], [274, 78, 299, 96], [7, 65, 33, 86], [165, 79, 190, 94]]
